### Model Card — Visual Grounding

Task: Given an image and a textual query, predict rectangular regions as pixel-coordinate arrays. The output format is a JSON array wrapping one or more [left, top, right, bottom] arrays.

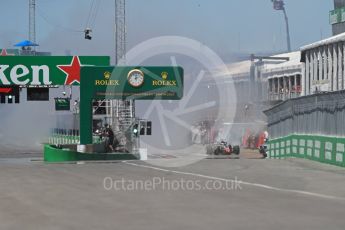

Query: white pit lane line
[[123, 161, 345, 201]]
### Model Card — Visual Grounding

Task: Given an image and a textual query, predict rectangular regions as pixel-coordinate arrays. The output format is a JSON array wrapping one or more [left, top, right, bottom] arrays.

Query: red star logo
[[57, 56, 82, 85]]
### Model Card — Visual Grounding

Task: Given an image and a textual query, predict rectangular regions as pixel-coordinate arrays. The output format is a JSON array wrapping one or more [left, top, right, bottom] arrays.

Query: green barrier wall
[[268, 135, 345, 167], [44, 145, 138, 163]]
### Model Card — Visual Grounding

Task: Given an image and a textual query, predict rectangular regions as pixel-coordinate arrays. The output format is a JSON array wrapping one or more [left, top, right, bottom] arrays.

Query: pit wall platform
[[268, 134, 345, 167], [44, 145, 138, 163]]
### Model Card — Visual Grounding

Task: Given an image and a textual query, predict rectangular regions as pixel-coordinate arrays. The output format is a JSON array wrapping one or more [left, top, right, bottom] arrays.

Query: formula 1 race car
[[206, 141, 240, 155]]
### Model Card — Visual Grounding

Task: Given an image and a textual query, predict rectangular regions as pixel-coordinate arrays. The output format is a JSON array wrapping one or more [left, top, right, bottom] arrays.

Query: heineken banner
[[0, 56, 110, 86]]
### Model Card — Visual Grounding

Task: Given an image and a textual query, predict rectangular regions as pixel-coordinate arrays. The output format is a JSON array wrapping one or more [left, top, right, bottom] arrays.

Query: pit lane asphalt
[[0, 153, 344, 230]]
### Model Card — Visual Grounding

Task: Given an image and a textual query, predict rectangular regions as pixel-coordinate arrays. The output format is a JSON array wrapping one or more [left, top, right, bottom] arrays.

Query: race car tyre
[[233, 145, 240, 155]]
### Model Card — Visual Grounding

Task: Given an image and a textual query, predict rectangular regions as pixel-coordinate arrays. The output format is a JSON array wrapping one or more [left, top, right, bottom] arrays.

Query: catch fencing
[[264, 90, 345, 139]]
